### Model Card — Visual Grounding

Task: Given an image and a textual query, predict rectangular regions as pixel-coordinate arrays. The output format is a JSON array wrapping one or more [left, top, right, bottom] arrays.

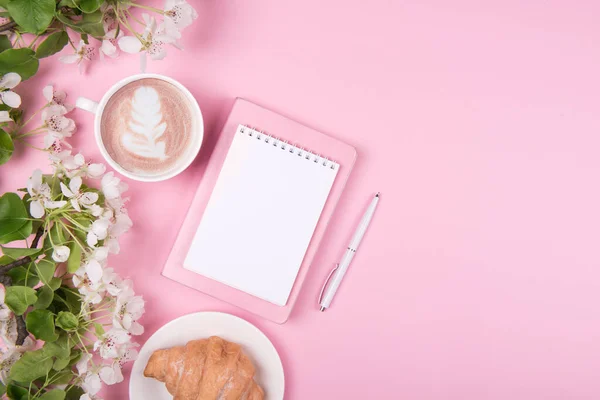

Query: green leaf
[[59, 288, 81, 314], [39, 389, 66, 400], [64, 386, 84, 400], [34, 285, 54, 309], [69, 350, 81, 362], [6, 265, 39, 288], [4, 286, 37, 315], [48, 277, 62, 291], [76, 0, 101, 13], [56, 10, 104, 38], [44, 333, 70, 359], [0, 245, 41, 259], [5, 383, 28, 400], [9, 348, 53, 382], [35, 259, 56, 285], [0, 36, 10, 52], [26, 309, 58, 342], [79, 10, 105, 37], [0, 48, 39, 80], [53, 371, 73, 385], [51, 369, 73, 384], [52, 355, 70, 371], [66, 242, 81, 273], [55, 311, 78, 331], [0, 220, 32, 245], [0, 193, 28, 238], [0, 127, 13, 165], [35, 31, 69, 59], [57, 0, 76, 6], [0, 382, 5, 396], [7, 0, 56, 34]]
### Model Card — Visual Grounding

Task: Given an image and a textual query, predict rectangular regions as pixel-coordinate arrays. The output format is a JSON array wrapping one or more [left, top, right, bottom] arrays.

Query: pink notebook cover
[[162, 98, 356, 323]]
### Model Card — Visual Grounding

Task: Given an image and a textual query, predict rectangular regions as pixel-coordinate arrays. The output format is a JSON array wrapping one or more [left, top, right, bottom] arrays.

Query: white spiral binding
[[237, 124, 339, 170]]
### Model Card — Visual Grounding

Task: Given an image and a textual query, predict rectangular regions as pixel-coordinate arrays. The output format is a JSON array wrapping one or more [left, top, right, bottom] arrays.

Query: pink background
[[1, 0, 600, 398]]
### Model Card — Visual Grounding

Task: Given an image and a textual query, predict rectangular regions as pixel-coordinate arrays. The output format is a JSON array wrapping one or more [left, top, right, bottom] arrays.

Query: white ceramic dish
[[129, 312, 285, 400]]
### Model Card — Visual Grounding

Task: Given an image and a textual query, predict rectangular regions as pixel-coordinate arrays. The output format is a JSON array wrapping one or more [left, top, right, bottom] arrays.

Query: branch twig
[[0, 21, 17, 34], [31, 226, 44, 248], [0, 227, 44, 273], [15, 313, 28, 346]]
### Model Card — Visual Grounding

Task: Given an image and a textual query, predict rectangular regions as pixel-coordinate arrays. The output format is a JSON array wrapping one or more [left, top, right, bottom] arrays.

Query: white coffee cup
[[76, 73, 204, 182]]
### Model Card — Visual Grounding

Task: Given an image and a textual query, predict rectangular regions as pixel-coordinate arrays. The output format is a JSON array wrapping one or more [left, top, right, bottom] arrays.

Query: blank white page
[[184, 125, 339, 305]]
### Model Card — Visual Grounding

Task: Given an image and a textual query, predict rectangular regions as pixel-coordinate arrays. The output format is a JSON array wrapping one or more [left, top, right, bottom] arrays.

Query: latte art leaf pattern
[[121, 86, 169, 160]]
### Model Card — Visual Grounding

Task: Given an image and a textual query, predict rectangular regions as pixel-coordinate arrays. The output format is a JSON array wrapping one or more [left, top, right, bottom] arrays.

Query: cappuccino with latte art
[[100, 78, 195, 176]]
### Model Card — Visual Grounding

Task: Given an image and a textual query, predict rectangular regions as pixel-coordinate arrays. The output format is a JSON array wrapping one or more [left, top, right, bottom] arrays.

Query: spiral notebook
[[162, 98, 356, 323], [183, 125, 339, 306]]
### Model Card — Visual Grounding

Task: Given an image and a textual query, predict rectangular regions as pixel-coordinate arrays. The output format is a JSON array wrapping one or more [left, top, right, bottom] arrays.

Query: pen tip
[[376, 192, 380, 198]]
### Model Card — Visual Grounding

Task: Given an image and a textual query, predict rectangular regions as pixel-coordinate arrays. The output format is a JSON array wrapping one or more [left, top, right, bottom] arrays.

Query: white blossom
[[119, 14, 178, 70], [60, 176, 99, 212], [42, 105, 76, 149], [52, 245, 70, 262], [101, 172, 128, 200], [101, 267, 122, 296], [0, 110, 12, 123], [81, 368, 102, 396], [94, 327, 130, 359], [163, 0, 198, 38], [26, 169, 67, 218], [99, 363, 123, 385], [76, 353, 92, 376], [85, 162, 106, 179], [0, 72, 21, 108], [113, 281, 144, 335], [87, 218, 110, 247], [59, 40, 95, 74], [43, 84, 73, 111], [90, 246, 109, 264], [100, 28, 123, 59], [73, 266, 104, 305]]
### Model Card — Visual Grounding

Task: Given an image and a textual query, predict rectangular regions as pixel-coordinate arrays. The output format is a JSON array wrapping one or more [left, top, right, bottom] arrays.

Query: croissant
[[144, 336, 265, 400]]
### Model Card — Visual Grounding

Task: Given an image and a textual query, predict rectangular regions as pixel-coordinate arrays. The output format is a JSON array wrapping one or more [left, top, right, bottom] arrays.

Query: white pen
[[319, 193, 380, 311]]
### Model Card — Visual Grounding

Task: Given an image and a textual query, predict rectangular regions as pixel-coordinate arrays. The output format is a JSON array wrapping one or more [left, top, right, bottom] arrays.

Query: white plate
[[129, 312, 285, 400]]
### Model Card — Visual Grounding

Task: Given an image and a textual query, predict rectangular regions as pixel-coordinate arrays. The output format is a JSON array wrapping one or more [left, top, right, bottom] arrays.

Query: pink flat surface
[[2, 0, 600, 398], [162, 98, 356, 324]]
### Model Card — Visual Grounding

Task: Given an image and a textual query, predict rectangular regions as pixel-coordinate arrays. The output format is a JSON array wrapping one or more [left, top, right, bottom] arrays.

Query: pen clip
[[318, 263, 339, 305]]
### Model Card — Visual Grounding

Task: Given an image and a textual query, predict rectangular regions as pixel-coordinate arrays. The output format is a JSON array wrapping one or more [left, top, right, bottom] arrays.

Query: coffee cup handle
[[76, 97, 99, 114]]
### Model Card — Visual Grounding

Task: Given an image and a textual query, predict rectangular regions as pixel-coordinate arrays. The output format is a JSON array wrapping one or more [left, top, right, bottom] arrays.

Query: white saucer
[[129, 312, 285, 399]]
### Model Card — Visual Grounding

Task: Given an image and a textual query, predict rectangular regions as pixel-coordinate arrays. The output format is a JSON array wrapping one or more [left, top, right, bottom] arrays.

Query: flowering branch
[[0, 86, 143, 400]]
